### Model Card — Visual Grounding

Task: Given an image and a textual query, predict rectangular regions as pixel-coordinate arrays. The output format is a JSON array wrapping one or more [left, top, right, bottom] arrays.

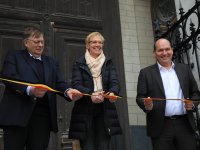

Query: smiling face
[[24, 34, 44, 58], [86, 32, 104, 58], [154, 39, 173, 68]]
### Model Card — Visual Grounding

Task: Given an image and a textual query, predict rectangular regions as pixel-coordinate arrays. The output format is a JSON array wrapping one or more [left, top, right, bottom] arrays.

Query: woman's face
[[86, 35, 104, 58]]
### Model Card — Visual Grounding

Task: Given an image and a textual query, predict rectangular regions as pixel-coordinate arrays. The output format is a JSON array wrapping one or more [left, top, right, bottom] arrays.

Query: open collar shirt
[[157, 62, 186, 116]]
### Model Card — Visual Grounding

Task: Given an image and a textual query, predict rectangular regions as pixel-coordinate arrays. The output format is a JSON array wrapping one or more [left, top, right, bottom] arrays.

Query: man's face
[[86, 35, 104, 58], [154, 39, 173, 67], [24, 34, 44, 58]]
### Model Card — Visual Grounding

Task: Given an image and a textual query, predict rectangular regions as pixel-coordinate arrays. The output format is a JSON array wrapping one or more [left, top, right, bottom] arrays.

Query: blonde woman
[[69, 32, 122, 150]]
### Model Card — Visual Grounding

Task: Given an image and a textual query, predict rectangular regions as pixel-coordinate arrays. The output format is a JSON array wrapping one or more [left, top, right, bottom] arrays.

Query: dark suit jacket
[[0, 49, 70, 132], [136, 62, 200, 138]]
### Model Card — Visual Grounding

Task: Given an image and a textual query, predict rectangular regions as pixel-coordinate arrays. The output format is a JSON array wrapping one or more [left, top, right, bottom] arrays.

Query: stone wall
[[119, 0, 154, 127], [118, 0, 154, 149]]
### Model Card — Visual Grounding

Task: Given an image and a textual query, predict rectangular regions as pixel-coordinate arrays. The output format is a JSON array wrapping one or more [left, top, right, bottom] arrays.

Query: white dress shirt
[[158, 62, 186, 116]]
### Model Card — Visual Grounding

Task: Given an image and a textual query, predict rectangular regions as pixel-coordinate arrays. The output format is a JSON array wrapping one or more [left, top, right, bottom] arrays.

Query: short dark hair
[[23, 26, 43, 39], [153, 38, 172, 52]]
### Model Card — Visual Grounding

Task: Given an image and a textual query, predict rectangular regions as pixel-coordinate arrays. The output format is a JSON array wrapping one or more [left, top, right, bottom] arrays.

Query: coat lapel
[[174, 63, 185, 94], [42, 56, 50, 84], [22, 50, 41, 82], [152, 64, 165, 97]]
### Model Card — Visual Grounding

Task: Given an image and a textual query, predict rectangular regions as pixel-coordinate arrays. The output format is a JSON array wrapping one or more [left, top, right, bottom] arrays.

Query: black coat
[[69, 55, 122, 141], [0, 50, 70, 132], [136, 63, 200, 138]]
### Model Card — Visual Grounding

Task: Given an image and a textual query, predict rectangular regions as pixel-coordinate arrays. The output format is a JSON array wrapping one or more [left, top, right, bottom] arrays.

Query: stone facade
[[119, 0, 199, 126], [119, 1, 199, 149], [119, 0, 154, 126]]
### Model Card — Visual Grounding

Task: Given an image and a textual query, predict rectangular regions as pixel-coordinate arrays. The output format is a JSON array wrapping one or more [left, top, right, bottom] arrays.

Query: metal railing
[[153, 0, 200, 79]]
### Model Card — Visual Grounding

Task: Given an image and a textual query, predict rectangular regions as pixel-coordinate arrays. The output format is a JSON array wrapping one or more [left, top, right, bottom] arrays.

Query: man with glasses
[[0, 26, 82, 150]]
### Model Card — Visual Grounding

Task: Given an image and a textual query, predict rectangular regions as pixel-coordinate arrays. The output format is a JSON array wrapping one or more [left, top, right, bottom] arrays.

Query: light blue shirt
[[158, 62, 186, 116]]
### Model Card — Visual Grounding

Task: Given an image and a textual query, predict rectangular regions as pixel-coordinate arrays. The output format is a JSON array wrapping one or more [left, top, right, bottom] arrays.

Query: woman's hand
[[91, 91, 104, 103]]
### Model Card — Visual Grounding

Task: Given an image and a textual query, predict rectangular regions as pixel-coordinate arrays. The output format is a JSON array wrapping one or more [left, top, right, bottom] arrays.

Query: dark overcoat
[[69, 55, 122, 141], [0, 50, 70, 132]]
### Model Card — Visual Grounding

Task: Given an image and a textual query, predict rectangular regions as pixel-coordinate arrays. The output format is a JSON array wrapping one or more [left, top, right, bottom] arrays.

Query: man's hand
[[144, 97, 153, 110], [66, 89, 82, 101], [30, 86, 47, 98], [184, 99, 194, 110]]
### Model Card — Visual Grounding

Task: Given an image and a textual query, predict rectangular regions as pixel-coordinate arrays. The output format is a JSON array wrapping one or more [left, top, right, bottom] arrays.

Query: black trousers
[[3, 114, 51, 150], [80, 115, 110, 150], [151, 117, 197, 150]]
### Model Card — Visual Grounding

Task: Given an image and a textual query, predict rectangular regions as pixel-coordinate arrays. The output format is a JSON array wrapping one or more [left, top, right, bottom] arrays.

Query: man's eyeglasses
[[27, 39, 44, 45], [89, 41, 104, 45]]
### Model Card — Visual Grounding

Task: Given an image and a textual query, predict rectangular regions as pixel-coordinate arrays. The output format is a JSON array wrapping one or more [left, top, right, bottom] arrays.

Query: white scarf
[[85, 49, 105, 92]]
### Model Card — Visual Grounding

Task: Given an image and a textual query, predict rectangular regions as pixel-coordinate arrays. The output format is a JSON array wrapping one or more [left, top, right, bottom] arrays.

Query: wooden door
[[0, 0, 130, 150]]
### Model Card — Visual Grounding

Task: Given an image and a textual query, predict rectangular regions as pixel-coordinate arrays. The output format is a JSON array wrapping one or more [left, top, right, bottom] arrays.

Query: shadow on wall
[[130, 126, 152, 150]]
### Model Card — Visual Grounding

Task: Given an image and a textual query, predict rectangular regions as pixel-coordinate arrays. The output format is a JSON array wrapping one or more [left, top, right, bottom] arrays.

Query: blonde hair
[[85, 32, 105, 44]]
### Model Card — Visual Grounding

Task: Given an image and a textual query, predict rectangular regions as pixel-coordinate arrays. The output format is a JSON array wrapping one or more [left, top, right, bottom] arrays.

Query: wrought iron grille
[[154, 0, 200, 79]]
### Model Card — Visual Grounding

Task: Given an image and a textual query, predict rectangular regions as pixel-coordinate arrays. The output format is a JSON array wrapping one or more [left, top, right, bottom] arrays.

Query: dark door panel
[[0, 20, 41, 69], [0, 0, 130, 150], [53, 26, 87, 81]]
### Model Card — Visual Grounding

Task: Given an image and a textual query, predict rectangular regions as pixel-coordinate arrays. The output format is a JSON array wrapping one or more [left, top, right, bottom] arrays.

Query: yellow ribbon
[[0, 77, 61, 93], [0, 77, 123, 99], [82, 93, 123, 99], [142, 98, 200, 102]]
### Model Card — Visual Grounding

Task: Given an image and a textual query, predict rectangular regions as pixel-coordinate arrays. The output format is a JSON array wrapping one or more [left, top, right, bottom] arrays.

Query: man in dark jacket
[[69, 32, 122, 150], [0, 26, 82, 150], [136, 38, 200, 150]]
